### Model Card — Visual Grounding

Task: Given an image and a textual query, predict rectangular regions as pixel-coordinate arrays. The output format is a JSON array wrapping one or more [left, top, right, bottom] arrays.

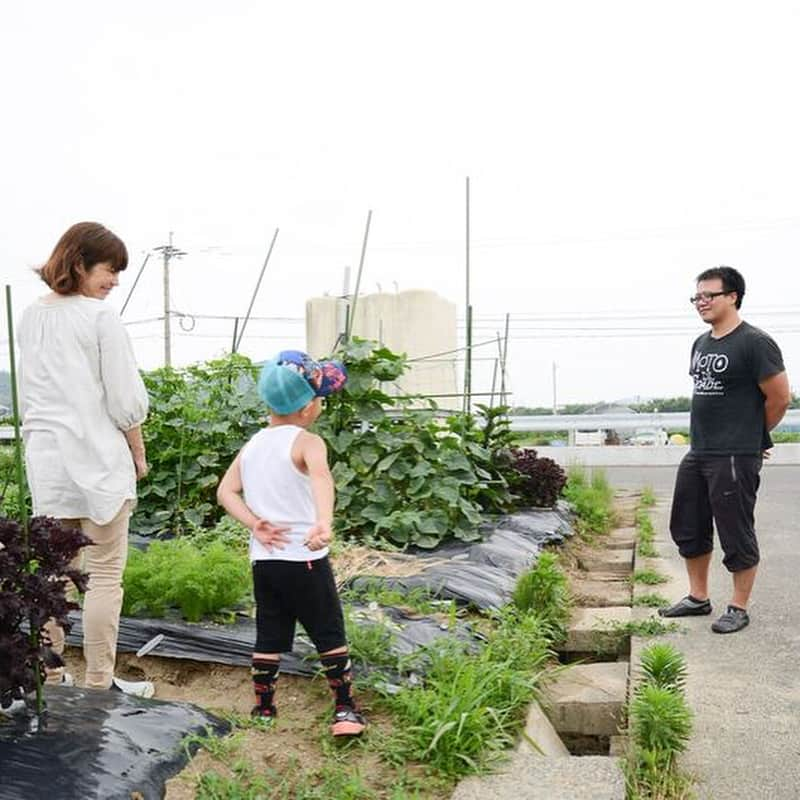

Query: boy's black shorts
[[669, 452, 762, 572], [252, 556, 346, 653]]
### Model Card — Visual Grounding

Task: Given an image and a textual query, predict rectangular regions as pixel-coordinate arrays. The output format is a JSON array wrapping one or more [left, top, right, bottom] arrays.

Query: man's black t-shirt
[[689, 321, 785, 455]]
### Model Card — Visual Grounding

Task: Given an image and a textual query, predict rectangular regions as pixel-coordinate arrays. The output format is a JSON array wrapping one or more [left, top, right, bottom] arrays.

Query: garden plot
[[64, 508, 575, 678]]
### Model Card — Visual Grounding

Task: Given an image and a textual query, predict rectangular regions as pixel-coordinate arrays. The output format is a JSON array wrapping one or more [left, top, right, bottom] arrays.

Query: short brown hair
[[38, 222, 128, 295]]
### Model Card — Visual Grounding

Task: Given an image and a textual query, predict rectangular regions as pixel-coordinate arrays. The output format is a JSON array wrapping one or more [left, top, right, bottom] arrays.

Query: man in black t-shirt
[[660, 266, 791, 633]]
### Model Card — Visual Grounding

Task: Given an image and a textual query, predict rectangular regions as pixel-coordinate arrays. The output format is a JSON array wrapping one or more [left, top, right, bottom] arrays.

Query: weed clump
[[512, 552, 571, 636], [563, 467, 614, 535], [122, 538, 252, 621], [625, 642, 694, 798]]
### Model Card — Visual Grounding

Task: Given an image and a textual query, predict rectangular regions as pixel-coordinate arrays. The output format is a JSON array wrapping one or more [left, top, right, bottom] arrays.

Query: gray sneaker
[[658, 595, 712, 618], [711, 605, 749, 634], [111, 677, 155, 698]]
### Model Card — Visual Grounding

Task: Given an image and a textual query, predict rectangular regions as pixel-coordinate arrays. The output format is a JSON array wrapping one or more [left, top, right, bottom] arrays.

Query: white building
[[305, 289, 458, 400]]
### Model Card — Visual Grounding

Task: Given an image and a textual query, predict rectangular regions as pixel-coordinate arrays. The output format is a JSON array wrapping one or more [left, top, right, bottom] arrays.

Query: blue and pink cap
[[257, 350, 347, 415]]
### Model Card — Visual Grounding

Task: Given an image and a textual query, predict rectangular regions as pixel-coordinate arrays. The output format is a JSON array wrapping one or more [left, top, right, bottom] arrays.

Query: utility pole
[[153, 232, 186, 367]]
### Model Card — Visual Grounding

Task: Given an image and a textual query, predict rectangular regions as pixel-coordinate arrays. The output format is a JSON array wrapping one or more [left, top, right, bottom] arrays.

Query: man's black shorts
[[252, 556, 346, 653], [669, 451, 762, 572]]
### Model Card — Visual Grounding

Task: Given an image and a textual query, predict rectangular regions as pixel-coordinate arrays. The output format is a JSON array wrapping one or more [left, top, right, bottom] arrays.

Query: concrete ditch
[[451, 489, 652, 799]]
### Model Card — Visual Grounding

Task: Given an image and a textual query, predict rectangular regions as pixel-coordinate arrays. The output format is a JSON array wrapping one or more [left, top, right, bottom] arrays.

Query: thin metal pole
[[463, 177, 472, 412], [4, 286, 27, 537], [489, 357, 499, 408], [120, 252, 150, 317], [236, 227, 279, 352], [463, 305, 473, 413], [500, 312, 510, 406], [5, 284, 43, 714], [345, 210, 372, 342], [231, 317, 240, 353], [163, 233, 172, 367], [465, 176, 470, 315]]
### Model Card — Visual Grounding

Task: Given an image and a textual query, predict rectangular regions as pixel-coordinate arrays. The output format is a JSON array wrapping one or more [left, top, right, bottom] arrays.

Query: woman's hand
[[252, 519, 291, 551], [133, 452, 149, 480]]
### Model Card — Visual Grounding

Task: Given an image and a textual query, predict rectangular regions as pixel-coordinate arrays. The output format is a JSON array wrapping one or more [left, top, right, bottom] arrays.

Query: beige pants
[[44, 501, 131, 690]]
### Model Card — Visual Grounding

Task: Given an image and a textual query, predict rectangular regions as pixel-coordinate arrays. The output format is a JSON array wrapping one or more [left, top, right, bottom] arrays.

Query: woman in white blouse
[[18, 222, 154, 697]]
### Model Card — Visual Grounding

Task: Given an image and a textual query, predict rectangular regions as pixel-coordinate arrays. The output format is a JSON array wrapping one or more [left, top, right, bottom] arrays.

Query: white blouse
[[18, 295, 149, 525]]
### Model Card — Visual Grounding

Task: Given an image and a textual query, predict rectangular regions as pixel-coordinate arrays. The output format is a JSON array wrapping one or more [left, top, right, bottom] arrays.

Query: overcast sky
[[2, 1, 799, 407]]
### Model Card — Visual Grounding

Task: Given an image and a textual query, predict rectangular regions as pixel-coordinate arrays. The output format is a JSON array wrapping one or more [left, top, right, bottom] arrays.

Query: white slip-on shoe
[[110, 676, 155, 699], [0, 695, 28, 716]]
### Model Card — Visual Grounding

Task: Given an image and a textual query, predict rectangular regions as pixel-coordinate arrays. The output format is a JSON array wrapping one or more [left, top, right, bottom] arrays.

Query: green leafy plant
[[625, 642, 695, 798], [632, 569, 669, 586], [639, 643, 688, 694], [122, 538, 252, 621], [640, 486, 656, 507], [382, 607, 555, 778], [342, 580, 445, 617], [637, 509, 658, 558], [633, 593, 670, 608], [316, 339, 515, 549], [630, 684, 693, 769], [512, 552, 571, 635], [563, 467, 614, 535], [607, 618, 679, 638], [0, 446, 31, 520], [134, 354, 266, 535]]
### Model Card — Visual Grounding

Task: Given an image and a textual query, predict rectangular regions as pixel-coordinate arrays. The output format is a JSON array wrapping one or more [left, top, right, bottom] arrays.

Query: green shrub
[[122, 538, 251, 621], [384, 607, 556, 777], [512, 552, 571, 634], [134, 354, 266, 535], [638, 643, 688, 694], [630, 684, 692, 768], [626, 643, 694, 797], [563, 467, 613, 534], [316, 340, 516, 549]]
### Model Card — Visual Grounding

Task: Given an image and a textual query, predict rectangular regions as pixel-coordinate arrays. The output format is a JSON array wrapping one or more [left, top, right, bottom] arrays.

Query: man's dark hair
[[696, 265, 745, 309]]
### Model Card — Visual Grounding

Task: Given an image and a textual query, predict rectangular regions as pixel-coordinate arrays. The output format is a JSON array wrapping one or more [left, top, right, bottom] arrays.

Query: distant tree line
[[512, 394, 800, 415]]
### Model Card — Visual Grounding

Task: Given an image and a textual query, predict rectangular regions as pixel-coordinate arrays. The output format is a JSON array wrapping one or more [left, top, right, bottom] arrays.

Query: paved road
[[605, 465, 800, 800]]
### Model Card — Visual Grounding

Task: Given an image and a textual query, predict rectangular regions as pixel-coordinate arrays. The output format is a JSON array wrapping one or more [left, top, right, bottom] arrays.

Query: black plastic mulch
[[0, 685, 229, 800], [64, 507, 574, 672]]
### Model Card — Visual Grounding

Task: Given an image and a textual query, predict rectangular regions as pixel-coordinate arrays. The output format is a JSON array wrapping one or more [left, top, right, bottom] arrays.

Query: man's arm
[[760, 371, 792, 431], [301, 433, 335, 551]]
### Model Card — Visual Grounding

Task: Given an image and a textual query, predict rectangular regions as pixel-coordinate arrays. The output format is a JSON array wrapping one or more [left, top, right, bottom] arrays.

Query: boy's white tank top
[[240, 424, 327, 562]]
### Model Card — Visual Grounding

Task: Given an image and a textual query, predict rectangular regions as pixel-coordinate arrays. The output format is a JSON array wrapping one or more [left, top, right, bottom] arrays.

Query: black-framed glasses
[[689, 291, 729, 305]]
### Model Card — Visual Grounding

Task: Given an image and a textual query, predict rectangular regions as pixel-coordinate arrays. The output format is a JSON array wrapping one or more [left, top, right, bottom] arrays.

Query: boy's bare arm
[[217, 452, 290, 550], [301, 433, 335, 551]]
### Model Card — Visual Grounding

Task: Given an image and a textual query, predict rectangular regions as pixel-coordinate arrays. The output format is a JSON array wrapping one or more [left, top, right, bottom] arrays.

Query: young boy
[[217, 351, 366, 736]]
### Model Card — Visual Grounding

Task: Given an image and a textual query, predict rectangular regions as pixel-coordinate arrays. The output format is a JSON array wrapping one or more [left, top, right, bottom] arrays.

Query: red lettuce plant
[[506, 448, 567, 508], [0, 516, 92, 712]]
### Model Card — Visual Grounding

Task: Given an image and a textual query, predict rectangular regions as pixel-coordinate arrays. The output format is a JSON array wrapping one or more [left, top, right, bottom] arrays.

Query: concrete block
[[571, 578, 631, 607], [451, 753, 626, 800], [519, 700, 570, 757], [543, 662, 629, 737], [604, 527, 637, 549], [609, 734, 629, 757], [562, 607, 632, 654], [578, 549, 634, 576]]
